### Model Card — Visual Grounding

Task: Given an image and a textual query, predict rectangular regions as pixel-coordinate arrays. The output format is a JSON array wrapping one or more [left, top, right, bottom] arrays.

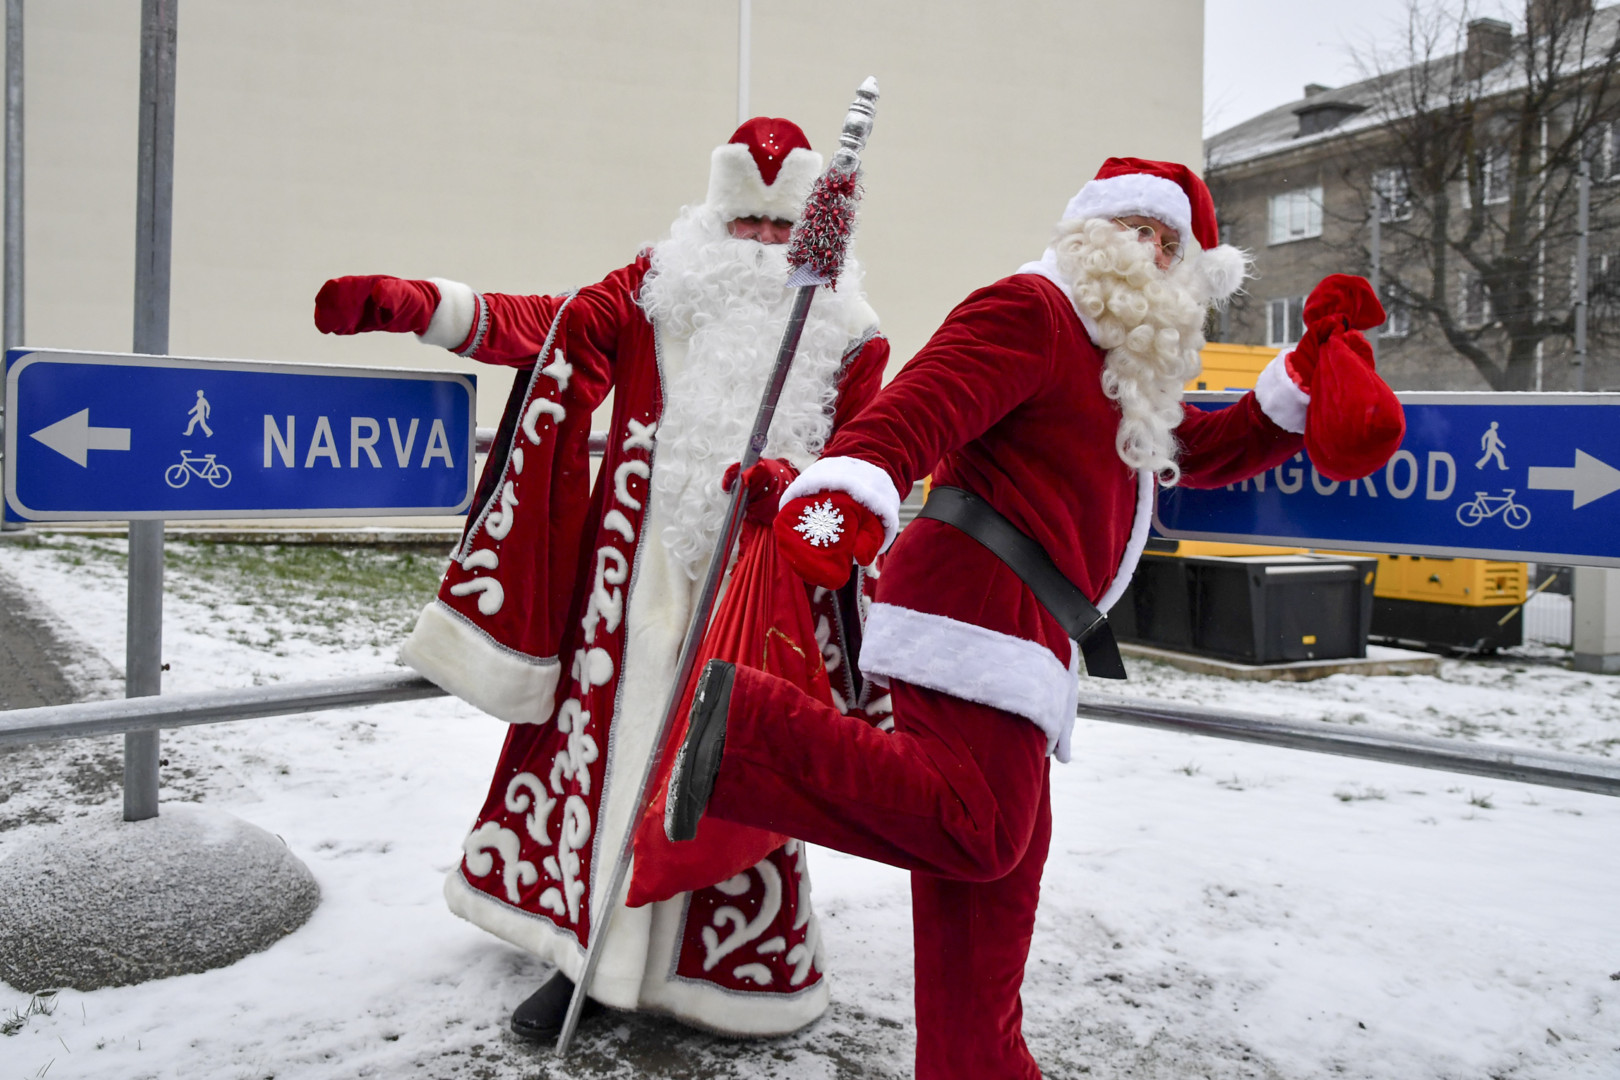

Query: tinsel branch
[[786, 166, 862, 290]]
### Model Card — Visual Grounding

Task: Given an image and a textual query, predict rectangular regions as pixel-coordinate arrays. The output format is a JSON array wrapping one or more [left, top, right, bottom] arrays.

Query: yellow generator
[[1357, 554, 1527, 655]]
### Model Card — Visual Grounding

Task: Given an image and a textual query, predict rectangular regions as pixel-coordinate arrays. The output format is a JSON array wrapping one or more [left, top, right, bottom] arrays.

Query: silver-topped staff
[[554, 75, 879, 1057]]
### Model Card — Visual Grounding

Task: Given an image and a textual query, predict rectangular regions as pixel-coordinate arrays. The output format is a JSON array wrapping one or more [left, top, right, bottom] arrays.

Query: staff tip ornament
[[786, 76, 880, 289]]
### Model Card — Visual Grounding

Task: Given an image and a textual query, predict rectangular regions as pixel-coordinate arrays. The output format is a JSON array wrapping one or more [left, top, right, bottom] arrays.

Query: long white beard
[[638, 205, 866, 579], [1055, 218, 1211, 485]]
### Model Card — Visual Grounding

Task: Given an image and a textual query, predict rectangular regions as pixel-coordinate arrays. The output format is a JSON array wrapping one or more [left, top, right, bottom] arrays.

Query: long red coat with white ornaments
[[400, 255, 889, 1034], [787, 272, 1306, 759]]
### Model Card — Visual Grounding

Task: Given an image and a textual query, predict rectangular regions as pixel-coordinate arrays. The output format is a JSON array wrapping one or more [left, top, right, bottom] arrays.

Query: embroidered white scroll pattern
[[580, 546, 628, 643], [784, 840, 823, 985], [601, 509, 635, 544], [538, 794, 590, 923], [541, 349, 573, 392], [812, 612, 848, 713], [505, 771, 556, 846], [571, 645, 615, 692], [463, 820, 538, 904], [549, 698, 599, 798], [482, 480, 520, 541], [448, 547, 504, 615], [614, 460, 650, 512], [700, 860, 784, 982], [623, 417, 656, 455], [522, 397, 566, 445]]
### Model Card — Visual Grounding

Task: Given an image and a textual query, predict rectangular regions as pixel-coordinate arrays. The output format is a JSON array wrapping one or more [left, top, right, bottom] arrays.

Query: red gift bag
[[626, 519, 834, 907]]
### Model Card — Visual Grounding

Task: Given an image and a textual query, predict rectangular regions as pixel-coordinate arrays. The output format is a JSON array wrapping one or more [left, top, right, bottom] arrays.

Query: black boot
[[665, 658, 735, 842], [509, 968, 597, 1042]]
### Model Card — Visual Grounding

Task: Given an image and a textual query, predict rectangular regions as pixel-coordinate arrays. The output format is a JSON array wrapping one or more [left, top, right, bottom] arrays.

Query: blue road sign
[[4, 349, 477, 521], [1155, 391, 1620, 568]]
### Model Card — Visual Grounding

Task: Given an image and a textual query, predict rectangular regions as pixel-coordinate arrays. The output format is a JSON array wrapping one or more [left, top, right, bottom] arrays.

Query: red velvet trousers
[[707, 665, 1053, 1080]]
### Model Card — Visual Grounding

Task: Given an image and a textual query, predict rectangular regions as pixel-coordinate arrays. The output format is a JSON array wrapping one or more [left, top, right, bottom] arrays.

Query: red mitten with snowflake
[[722, 458, 799, 526], [1292, 274, 1405, 482], [314, 275, 440, 335], [773, 490, 885, 588]]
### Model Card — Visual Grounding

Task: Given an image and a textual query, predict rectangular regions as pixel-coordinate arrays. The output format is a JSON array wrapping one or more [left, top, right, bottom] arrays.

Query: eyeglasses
[[1113, 219, 1182, 262]]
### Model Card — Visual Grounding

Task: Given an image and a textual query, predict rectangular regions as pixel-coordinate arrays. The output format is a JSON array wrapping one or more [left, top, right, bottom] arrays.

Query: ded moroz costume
[[313, 118, 890, 1038], [665, 158, 1405, 1078]]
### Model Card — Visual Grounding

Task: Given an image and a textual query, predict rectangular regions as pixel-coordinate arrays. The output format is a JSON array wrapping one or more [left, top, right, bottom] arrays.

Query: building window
[[1268, 295, 1305, 346], [1372, 168, 1413, 222], [1585, 121, 1618, 182], [1477, 147, 1511, 205], [1268, 187, 1324, 244], [1460, 272, 1492, 326], [1381, 283, 1411, 338]]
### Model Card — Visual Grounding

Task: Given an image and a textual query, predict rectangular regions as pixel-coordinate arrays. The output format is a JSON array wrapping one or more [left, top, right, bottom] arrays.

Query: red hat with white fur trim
[[1063, 157, 1247, 301], [706, 117, 823, 224]]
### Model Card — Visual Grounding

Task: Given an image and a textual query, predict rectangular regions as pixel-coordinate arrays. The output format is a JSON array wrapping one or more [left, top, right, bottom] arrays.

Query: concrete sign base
[[0, 803, 318, 992]]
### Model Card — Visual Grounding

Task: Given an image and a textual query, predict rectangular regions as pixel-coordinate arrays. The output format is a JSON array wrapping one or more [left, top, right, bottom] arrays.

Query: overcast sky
[[1203, 0, 1517, 135]]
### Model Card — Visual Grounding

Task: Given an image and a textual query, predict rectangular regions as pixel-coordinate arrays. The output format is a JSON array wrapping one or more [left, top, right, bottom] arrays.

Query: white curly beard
[[1055, 218, 1211, 485], [637, 204, 868, 579]]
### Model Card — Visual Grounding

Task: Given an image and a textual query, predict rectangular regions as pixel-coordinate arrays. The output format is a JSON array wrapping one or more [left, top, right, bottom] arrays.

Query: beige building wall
[[12, 0, 1203, 521]]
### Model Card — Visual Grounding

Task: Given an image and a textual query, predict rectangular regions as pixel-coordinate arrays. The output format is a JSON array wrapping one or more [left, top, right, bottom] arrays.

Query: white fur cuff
[[417, 278, 478, 350], [399, 600, 561, 724], [1253, 352, 1310, 434], [780, 455, 903, 553]]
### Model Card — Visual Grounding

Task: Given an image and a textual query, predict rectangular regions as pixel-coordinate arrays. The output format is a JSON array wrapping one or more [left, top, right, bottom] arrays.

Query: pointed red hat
[[706, 117, 822, 223]]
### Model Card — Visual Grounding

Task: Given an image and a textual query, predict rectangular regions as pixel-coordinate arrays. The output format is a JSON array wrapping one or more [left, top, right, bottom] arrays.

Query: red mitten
[[722, 458, 799, 526], [773, 491, 885, 588], [1294, 274, 1405, 481], [314, 275, 440, 335]]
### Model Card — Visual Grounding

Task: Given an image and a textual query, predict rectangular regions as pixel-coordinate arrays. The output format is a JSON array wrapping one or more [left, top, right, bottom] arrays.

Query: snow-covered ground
[[1, 534, 1616, 1079]]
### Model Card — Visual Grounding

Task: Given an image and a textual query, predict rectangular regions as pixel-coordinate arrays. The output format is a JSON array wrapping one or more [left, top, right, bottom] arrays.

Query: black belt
[[917, 486, 1128, 680]]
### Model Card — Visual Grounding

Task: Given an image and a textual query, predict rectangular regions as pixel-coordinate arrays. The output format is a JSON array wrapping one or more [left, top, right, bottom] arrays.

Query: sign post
[[1156, 392, 1620, 567]]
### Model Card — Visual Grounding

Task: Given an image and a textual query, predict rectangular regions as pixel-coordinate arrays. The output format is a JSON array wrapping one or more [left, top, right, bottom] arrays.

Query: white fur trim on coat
[[706, 144, 822, 224], [398, 600, 561, 724], [417, 278, 477, 349], [1095, 468, 1154, 615], [1253, 351, 1310, 434], [1064, 173, 1196, 259], [860, 602, 1081, 763], [780, 455, 903, 553]]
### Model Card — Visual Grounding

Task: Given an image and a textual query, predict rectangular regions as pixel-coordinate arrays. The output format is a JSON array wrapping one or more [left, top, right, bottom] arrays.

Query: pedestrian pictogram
[[1475, 420, 1508, 470], [5, 348, 477, 521]]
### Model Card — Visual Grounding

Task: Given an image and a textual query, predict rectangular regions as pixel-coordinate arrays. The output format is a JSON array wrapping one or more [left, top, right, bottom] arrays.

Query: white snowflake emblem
[[793, 498, 846, 547]]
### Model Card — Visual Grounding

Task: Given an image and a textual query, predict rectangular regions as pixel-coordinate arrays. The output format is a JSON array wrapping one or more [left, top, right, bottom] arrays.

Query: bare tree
[[1347, 0, 1620, 389]]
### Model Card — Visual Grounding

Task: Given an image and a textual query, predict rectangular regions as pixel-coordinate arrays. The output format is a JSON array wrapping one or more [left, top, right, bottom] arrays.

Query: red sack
[[626, 519, 833, 907], [1299, 274, 1406, 482]]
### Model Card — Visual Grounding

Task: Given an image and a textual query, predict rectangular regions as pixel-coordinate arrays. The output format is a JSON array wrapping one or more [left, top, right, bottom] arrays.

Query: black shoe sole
[[665, 659, 735, 842]]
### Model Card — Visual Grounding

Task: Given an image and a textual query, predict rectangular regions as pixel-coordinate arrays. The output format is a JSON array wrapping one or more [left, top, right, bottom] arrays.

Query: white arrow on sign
[[1527, 449, 1620, 509], [29, 408, 132, 467]]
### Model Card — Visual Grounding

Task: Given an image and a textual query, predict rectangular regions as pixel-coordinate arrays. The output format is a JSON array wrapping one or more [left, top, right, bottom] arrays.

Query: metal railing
[[3, 672, 1616, 798]]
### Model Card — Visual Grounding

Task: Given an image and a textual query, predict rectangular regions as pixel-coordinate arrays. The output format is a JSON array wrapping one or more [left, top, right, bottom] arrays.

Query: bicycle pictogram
[[1455, 488, 1530, 529], [164, 450, 232, 489]]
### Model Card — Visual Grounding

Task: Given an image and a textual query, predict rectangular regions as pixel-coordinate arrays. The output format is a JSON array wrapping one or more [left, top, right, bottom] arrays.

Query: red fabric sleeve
[[821, 281, 1055, 496], [830, 332, 889, 436], [1174, 392, 1306, 490], [466, 255, 652, 370]]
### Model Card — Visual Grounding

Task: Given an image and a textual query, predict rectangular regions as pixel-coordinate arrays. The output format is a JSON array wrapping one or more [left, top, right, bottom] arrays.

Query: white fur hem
[[1095, 469, 1154, 615], [1064, 174, 1196, 259], [860, 602, 1079, 761], [417, 278, 477, 349], [780, 455, 903, 553], [1254, 352, 1310, 433], [706, 144, 822, 224], [398, 600, 560, 724]]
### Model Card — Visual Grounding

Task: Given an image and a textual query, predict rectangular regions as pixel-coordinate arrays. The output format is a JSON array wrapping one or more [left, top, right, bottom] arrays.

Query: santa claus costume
[[666, 159, 1404, 1077], [314, 119, 891, 1037]]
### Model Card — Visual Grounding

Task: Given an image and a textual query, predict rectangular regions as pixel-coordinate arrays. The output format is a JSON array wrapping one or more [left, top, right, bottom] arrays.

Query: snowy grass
[[0, 534, 1617, 1079]]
